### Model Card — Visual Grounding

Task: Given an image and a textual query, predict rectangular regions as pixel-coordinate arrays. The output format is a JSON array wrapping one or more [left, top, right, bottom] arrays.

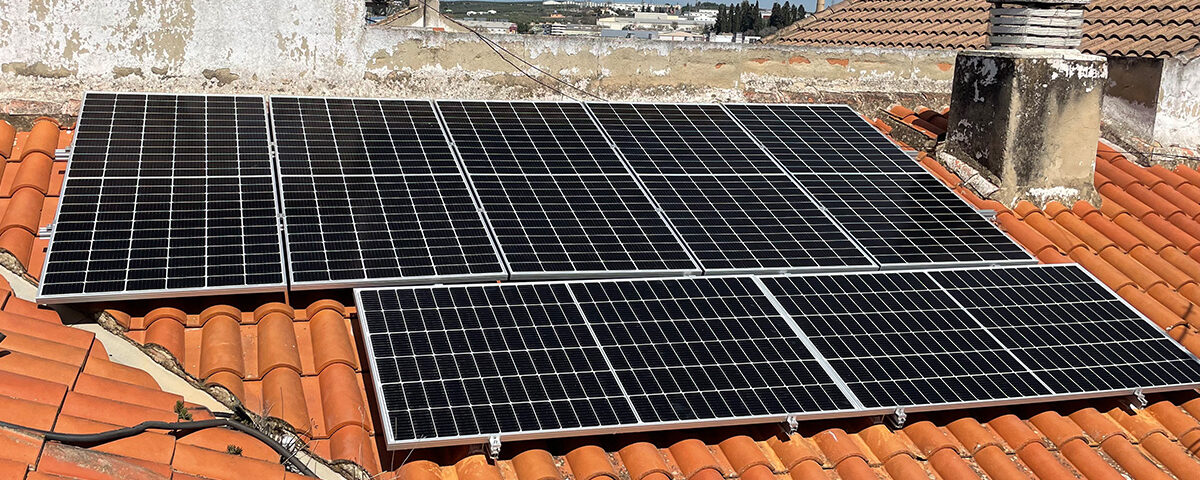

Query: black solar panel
[[762, 271, 1051, 408], [438, 101, 697, 277], [67, 93, 273, 177], [270, 96, 505, 288], [571, 276, 855, 422], [587, 103, 782, 175], [42, 176, 284, 296], [280, 175, 503, 283], [39, 93, 286, 303], [932, 265, 1200, 394], [724, 104, 926, 174], [358, 283, 638, 444], [795, 173, 1032, 266], [640, 174, 873, 271]]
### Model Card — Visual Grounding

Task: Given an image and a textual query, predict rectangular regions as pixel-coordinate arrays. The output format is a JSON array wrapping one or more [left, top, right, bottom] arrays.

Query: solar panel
[[587, 103, 783, 175], [639, 174, 873, 272], [437, 101, 698, 278], [357, 283, 638, 447], [795, 173, 1033, 266], [724, 104, 926, 174], [570, 276, 856, 422], [270, 96, 506, 288], [586, 102, 874, 273], [38, 92, 286, 303], [761, 271, 1052, 408], [66, 93, 274, 178], [931, 265, 1200, 394]]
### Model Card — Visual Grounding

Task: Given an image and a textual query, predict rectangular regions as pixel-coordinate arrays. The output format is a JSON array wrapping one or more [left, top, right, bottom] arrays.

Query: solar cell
[[437, 100, 698, 277], [795, 173, 1033, 266], [357, 283, 638, 446], [270, 96, 506, 288], [38, 92, 286, 303], [724, 103, 926, 174], [761, 271, 1052, 408], [931, 265, 1200, 394], [570, 276, 856, 422]]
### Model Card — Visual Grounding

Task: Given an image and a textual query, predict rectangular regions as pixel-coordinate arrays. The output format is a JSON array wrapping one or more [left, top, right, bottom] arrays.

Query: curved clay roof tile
[[317, 362, 368, 434], [512, 450, 561, 480], [255, 304, 302, 376], [20, 120, 60, 161], [308, 301, 357, 374], [667, 439, 721, 479], [0, 228, 35, 266], [716, 436, 771, 475], [197, 312, 245, 379], [812, 429, 867, 468], [454, 454, 501, 480], [565, 445, 619, 480], [11, 152, 54, 196], [617, 442, 671, 480], [1, 187, 47, 235], [330, 424, 380, 473], [0, 120, 15, 159], [260, 367, 311, 433]]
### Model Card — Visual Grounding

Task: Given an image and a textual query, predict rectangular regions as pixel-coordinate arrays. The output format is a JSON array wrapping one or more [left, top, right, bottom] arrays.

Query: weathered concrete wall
[[1101, 56, 1162, 146], [942, 49, 1107, 206], [1157, 56, 1200, 151], [0, 0, 956, 121]]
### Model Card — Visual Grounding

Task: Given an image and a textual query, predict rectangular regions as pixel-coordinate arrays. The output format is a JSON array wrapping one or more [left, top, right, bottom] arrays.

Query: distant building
[[542, 23, 603, 36], [657, 30, 704, 41], [598, 11, 712, 33], [459, 19, 518, 35], [600, 28, 657, 39]]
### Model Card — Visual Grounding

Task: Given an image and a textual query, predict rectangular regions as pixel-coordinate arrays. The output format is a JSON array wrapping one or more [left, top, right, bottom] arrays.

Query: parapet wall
[[0, 0, 956, 123]]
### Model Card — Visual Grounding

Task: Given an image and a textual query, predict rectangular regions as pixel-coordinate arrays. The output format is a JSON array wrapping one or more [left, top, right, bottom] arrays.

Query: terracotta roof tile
[[771, 0, 1200, 58]]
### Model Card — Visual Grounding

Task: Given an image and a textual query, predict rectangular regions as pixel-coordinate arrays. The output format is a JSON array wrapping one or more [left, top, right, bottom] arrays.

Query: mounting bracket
[[488, 434, 502, 460], [784, 414, 798, 435], [887, 407, 907, 428], [1131, 388, 1148, 409]]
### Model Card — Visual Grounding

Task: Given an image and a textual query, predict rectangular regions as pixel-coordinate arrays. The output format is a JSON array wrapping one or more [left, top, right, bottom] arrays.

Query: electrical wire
[[0, 418, 318, 478], [436, 10, 608, 101]]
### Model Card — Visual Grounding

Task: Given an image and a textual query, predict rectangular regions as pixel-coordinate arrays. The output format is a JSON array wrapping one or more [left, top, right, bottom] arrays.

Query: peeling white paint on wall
[[1156, 57, 1200, 150]]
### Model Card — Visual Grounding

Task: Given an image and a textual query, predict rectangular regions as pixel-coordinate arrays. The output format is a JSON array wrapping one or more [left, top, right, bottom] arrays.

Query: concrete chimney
[[816, 0, 826, 12], [940, 0, 1105, 206]]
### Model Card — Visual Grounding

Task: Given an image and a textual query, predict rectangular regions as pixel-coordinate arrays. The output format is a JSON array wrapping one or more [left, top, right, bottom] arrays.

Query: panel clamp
[[488, 434, 502, 460], [1131, 388, 1148, 409], [784, 414, 798, 435], [887, 408, 907, 428]]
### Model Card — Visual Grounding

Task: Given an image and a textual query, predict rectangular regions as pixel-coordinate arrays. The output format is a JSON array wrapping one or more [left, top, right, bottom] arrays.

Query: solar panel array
[[44, 96, 1038, 302], [270, 97, 505, 288], [358, 264, 1200, 448], [39, 93, 286, 302]]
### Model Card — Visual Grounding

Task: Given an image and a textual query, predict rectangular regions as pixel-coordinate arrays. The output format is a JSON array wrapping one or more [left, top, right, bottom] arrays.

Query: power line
[[436, 10, 609, 101]]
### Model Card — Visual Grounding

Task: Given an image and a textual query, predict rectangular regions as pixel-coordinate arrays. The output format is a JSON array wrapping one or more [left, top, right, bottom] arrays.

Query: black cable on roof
[[0, 418, 318, 478]]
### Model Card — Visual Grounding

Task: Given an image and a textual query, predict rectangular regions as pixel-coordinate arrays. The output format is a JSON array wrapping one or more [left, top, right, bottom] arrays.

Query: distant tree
[[516, 21, 532, 33], [768, 2, 781, 27]]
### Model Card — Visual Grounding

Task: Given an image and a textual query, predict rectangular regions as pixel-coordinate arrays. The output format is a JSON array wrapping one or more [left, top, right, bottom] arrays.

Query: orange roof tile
[[771, 0, 1200, 59]]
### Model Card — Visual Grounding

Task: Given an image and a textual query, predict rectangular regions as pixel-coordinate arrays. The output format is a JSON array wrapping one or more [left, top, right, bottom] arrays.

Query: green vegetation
[[712, 0, 804, 36], [443, 1, 599, 26]]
